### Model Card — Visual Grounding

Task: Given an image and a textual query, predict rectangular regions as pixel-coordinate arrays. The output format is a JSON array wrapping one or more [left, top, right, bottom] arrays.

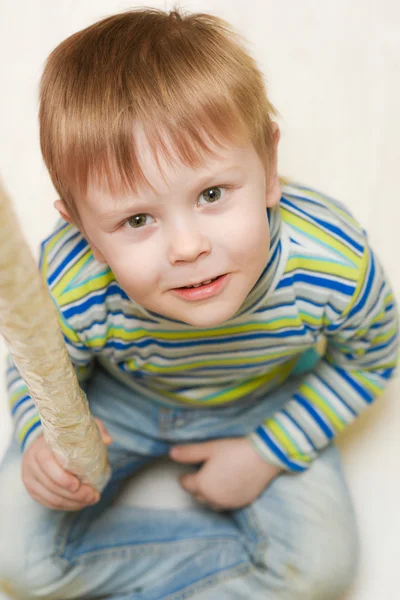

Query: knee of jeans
[[253, 499, 359, 600], [284, 511, 359, 599], [0, 459, 70, 597], [0, 541, 71, 599]]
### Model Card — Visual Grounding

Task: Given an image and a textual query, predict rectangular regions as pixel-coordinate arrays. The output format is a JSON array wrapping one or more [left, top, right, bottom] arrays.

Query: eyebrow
[[98, 165, 243, 221]]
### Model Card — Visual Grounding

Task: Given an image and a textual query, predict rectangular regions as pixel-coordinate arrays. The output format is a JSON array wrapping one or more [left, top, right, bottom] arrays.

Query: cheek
[[105, 240, 162, 291], [217, 203, 269, 262]]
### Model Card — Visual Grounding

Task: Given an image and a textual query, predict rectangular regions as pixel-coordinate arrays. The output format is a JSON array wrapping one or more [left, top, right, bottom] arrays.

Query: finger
[[94, 418, 113, 445], [31, 485, 91, 512], [35, 452, 81, 493], [33, 458, 99, 504], [170, 442, 213, 463], [179, 474, 199, 493]]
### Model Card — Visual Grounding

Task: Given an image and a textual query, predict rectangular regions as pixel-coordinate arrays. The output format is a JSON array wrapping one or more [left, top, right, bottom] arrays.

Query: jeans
[[0, 350, 358, 599]]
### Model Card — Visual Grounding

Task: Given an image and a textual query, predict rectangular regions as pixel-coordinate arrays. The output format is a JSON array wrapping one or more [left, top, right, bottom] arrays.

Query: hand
[[22, 418, 113, 511], [169, 437, 281, 511]]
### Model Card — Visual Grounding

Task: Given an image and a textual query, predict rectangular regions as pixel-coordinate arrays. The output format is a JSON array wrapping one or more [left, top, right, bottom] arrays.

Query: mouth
[[175, 276, 221, 290], [171, 274, 229, 301]]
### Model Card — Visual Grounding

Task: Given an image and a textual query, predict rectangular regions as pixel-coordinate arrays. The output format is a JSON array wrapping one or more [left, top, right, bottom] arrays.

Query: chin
[[176, 303, 241, 328]]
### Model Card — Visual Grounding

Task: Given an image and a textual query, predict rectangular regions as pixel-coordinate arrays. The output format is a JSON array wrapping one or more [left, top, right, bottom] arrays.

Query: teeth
[[184, 277, 216, 289]]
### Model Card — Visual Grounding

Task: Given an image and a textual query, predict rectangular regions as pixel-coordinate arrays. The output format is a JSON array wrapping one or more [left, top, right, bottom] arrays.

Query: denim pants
[[0, 350, 359, 600]]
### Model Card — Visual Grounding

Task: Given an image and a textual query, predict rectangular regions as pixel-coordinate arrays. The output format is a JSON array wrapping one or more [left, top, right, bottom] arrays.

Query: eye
[[125, 214, 154, 229], [198, 186, 226, 205]]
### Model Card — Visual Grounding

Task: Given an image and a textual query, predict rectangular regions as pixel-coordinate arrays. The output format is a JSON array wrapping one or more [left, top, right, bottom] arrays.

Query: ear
[[53, 199, 107, 264], [265, 123, 281, 208], [54, 199, 74, 223]]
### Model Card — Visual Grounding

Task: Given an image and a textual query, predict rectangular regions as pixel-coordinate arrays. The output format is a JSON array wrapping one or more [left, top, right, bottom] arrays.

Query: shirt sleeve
[[248, 243, 399, 472]]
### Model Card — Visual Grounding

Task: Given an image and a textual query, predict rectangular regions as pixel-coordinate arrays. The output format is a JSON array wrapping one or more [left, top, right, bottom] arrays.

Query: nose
[[167, 218, 211, 265]]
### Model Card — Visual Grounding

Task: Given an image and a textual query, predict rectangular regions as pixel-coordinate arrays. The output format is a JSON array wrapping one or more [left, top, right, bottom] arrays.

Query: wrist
[[246, 433, 286, 472]]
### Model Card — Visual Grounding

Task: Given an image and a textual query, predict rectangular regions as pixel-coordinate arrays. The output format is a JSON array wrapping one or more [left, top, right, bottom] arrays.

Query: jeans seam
[[237, 505, 269, 566], [54, 512, 79, 568], [67, 536, 242, 565], [161, 561, 253, 600]]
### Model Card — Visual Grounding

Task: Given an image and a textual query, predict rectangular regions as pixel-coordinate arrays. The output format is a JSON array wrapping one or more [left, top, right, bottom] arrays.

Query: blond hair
[[39, 7, 279, 227]]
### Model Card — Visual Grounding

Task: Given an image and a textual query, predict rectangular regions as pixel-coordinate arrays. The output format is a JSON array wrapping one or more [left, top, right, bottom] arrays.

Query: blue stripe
[[282, 188, 355, 218], [380, 367, 396, 379], [39, 222, 71, 270], [277, 272, 355, 295], [39, 221, 70, 248], [17, 405, 38, 424], [283, 199, 364, 253], [47, 238, 89, 286], [256, 296, 343, 320], [347, 251, 375, 319], [316, 373, 357, 417], [293, 394, 334, 439], [63, 254, 95, 292], [87, 330, 310, 354], [364, 337, 398, 356], [105, 351, 295, 372], [11, 395, 31, 415], [335, 367, 373, 403], [63, 283, 129, 318], [255, 426, 306, 472], [281, 409, 317, 451], [21, 421, 42, 452]]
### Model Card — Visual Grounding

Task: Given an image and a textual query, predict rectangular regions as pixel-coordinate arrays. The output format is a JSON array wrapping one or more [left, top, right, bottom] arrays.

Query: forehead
[[86, 123, 256, 205], [133, 124, 253, 191]]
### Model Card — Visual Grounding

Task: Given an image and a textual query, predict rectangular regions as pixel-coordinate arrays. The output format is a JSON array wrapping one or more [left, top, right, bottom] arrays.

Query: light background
[[0, 1, 399, 598]]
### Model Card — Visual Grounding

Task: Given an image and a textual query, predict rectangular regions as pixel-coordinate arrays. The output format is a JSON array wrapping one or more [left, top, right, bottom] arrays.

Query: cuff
[[247, 424, 312, 472], [18, 416, 43, 453]]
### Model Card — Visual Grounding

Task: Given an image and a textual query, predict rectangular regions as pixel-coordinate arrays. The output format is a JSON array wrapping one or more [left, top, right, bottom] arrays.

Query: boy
[[0, 7, 398, 600]]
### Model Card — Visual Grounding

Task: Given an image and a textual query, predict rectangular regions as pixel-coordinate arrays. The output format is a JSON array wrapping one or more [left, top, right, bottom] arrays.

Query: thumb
[[169, 441, 213, 463], [94, 418, 113, 445]]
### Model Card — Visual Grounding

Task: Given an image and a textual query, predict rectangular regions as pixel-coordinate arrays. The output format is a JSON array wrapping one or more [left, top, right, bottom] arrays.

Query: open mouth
[[180, 276, 220, 289], [171, 274, 229, 301]]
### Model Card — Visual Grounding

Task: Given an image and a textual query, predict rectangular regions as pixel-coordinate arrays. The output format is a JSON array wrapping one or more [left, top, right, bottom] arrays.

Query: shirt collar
[[232, 203, 283, 318]]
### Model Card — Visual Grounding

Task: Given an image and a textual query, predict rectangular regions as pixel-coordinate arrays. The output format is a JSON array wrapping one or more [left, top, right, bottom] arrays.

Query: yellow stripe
[[281, 207, 361, 265], [157, 360, 296, 405], [371, 328, 397, 346], [298, 382, 346, 432], [267, 420, 311, 462], [340, 245, 369, 319], [59, 271, 116, 306], [286, 256, 358, 281], [298, 312, 322, 328], [126, 358, 138, 370], [140, 351, 295, 373], [58, 315, 81, 344], [9, 386, 29, 409], [40, 225, 72, 281], [300, 188, 359, 228], [351, 372, 384, 395], [83, 317, 305, 346], [86, 340, 297, 368], [53, 249, 93, 298], [18, 415, 41, 445]]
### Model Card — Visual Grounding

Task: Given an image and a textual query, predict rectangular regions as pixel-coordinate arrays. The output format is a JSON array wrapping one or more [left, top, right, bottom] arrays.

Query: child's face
[[57, 126, 280, 328]]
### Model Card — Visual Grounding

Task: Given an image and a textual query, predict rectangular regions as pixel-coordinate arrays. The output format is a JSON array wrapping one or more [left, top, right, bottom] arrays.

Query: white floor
[[1, 1, 400, 598]]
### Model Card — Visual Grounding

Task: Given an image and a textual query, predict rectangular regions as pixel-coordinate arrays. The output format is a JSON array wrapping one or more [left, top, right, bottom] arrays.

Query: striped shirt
[[6, 182, 399, 471]]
